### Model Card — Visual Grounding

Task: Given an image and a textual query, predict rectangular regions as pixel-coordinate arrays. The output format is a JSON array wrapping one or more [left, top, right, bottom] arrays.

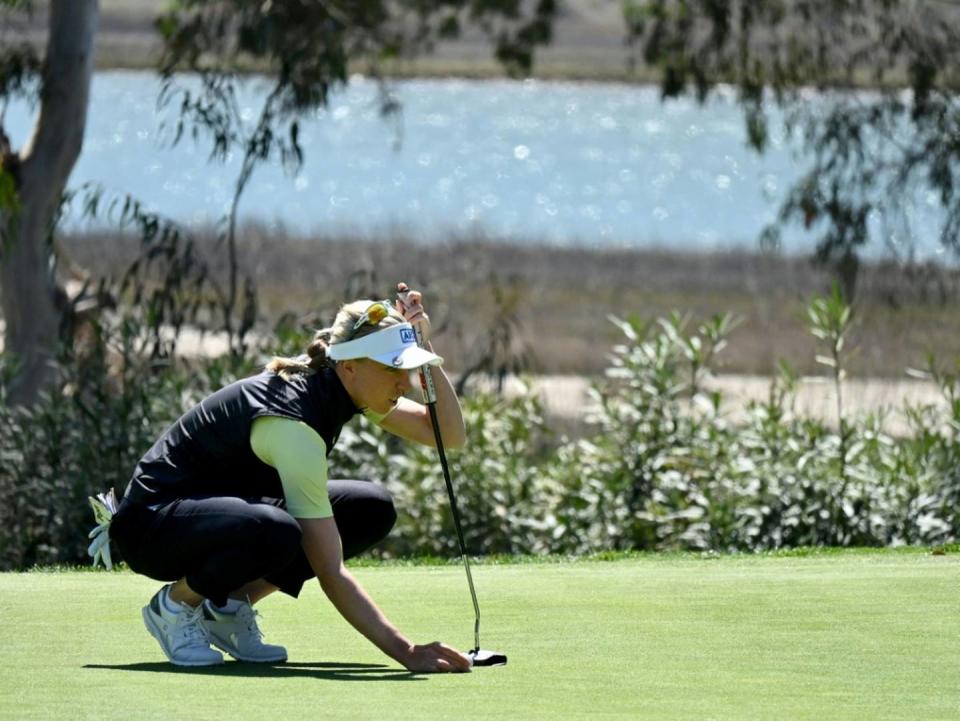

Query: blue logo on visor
[[400, 328, 416, 344]]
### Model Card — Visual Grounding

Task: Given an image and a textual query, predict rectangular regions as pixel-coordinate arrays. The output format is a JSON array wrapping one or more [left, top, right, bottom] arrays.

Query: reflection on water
[[4, 72, 946, 257]]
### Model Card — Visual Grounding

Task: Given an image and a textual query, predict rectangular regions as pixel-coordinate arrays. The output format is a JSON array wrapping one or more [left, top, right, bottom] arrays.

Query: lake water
[[4, 71, 948, 257]]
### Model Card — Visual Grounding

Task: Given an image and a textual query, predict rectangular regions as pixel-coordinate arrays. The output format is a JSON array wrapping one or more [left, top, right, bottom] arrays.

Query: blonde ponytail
[[265, 329, 332, 379]]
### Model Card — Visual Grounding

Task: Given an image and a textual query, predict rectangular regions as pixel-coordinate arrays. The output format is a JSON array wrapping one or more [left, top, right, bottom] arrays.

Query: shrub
[[538, 296, 960, 553], [331, 384, 555, 556], [1, 290, 957, 569], [0, 319, 195, 568]]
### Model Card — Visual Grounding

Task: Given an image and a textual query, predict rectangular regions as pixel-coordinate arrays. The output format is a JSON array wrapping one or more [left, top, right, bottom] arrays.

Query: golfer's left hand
[[402, 641, 472, 673], [395, 282, 431, 343]]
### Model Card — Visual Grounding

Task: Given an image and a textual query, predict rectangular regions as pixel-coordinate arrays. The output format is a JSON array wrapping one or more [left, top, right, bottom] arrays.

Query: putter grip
[[398, 292, 438, 404], [414, 326, 438, 404]]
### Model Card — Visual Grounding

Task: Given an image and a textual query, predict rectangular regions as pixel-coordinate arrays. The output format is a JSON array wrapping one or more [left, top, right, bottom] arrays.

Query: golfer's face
[[356, 359, 415, 414]]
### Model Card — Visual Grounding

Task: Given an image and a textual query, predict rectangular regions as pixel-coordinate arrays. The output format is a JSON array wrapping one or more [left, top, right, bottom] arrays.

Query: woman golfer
[[106, 283, 472, 672]]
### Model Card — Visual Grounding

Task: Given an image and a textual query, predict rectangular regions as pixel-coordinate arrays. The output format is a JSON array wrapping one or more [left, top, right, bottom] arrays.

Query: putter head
[[468, 648, 507, 667]]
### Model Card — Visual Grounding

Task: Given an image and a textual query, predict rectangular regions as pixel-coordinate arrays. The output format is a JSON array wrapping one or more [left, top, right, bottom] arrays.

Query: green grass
[[1, 551, 957, 720]]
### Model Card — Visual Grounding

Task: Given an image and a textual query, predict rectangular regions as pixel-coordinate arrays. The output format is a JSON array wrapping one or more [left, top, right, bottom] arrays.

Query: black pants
[[109, 480, 396, 607]]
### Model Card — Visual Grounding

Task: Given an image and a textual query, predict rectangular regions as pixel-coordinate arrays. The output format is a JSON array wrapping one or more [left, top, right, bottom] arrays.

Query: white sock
[[213, 598, 245, 614]]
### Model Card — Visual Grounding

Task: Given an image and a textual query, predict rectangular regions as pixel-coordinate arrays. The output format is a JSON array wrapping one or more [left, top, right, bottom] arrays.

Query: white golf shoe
[[201, 599, 287, 663], [142, 586, 224, 667]]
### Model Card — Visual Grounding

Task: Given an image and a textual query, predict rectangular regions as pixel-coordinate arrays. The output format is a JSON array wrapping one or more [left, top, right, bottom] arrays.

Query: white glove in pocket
[[87, 489, 119, 570]]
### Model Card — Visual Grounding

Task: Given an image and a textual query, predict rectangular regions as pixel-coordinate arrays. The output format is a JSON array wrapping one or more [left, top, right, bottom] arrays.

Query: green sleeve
[[250, 416, 333, 519]]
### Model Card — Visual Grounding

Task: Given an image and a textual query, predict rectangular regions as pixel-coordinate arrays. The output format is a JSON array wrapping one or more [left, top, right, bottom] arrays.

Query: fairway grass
[[1, 551, 956, 721]]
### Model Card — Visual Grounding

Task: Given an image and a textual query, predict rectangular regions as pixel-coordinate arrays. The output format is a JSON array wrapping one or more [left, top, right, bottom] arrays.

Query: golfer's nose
[[398, 371, 413, 394]]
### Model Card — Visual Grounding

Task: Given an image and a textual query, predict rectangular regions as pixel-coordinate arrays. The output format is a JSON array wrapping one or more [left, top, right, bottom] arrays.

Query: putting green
[[1, 551, 956, 720]]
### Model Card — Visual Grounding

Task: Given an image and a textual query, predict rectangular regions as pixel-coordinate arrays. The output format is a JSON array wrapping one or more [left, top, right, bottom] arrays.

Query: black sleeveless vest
[[125, 367, 359, 504]]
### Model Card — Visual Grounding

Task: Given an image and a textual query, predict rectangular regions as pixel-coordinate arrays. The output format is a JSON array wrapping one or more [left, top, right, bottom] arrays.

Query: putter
[[399, 290, 507, 668]]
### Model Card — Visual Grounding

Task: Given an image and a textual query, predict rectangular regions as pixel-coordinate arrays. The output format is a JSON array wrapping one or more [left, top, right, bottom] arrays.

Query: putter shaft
[[403, 303, 482, 653], [424, 400, 482, 653]]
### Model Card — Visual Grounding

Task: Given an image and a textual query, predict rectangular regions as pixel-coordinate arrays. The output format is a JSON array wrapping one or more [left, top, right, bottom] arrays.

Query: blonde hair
[[266, 300, 406, 379]]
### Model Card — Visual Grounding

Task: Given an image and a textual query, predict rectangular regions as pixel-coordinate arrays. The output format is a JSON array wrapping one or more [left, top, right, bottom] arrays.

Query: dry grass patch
[[61, 228, 960, 378]]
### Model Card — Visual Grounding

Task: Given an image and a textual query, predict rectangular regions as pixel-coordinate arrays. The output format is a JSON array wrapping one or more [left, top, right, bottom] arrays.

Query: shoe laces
[[176, 604, 212, 645], [234, 603, 265, 641]]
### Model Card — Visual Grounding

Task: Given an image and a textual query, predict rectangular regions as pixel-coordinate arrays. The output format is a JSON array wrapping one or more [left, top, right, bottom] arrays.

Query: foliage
[[0, 0, 40, 108], [336, 291, 958, 556], [0, 316, 209, 569], [2, 286, 959, 569], [327, 296, 957, 557], [331, 384, 555, 556], [0, 0, 558, 405], [623, 0, 960, 278], [156, 1, 556, 93], [453, 272, 536, 395], [0, 174, 266, 567], [63, 183, 260, 361], [150, 0, 558, 358]]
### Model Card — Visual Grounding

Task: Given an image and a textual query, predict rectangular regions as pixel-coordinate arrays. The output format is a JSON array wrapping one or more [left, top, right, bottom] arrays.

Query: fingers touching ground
[[432, 641, 472, 672], [405, 641, 472, 673]]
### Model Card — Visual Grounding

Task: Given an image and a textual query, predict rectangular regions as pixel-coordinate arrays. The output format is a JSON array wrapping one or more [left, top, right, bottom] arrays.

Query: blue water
[[3, 71, 948, 257]]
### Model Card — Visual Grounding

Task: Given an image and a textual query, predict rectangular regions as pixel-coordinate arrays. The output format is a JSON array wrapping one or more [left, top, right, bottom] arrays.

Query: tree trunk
[[0, 0, 98, 406]]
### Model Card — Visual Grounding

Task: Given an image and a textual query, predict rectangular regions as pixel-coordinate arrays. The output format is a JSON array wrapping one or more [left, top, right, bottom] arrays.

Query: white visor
[[327, 323, 443, 369]]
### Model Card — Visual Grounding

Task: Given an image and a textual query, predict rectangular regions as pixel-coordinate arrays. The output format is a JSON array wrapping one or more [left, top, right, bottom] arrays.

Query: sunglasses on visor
[[352, 301, 393, 334]]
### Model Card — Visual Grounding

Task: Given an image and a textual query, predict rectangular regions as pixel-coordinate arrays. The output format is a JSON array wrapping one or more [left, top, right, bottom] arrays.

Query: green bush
[[0, 310, 262, 570], [1, 289, 957, 570], [536, 302, 960, 553], [337, 293, 959, 555], [330, 386, 555, 556], [1, 320, 185, 568]]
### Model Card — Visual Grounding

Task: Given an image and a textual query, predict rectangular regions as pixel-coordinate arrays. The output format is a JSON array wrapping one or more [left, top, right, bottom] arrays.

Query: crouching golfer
[[105, 283, 471, 672]]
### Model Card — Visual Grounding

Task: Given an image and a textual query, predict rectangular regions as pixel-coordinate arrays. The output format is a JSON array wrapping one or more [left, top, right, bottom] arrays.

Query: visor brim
[[372, 346, 443, 370]]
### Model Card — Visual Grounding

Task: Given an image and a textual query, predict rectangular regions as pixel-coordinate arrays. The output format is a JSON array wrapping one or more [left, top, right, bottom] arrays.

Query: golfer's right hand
[[402, 641, 472, 673]]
